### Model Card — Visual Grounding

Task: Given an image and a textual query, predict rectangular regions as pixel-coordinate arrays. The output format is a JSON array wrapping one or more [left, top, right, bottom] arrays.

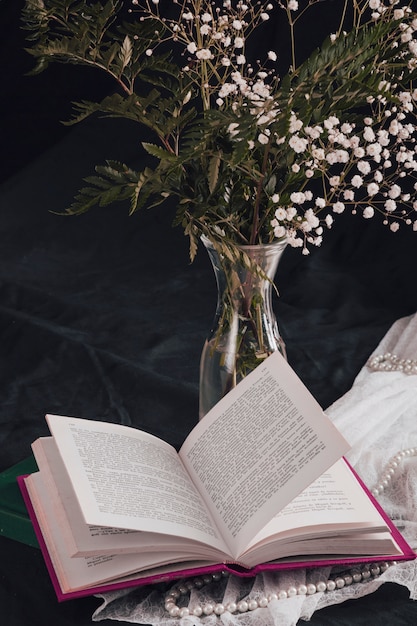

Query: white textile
[[92, 314, 417, 625]]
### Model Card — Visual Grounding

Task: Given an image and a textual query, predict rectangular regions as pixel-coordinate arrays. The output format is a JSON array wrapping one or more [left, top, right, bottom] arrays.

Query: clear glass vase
[[199, 236, 288, 419]]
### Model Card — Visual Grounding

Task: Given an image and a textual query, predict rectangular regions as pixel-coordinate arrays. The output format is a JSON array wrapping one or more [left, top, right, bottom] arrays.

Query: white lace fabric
[[92, 314, 417, 625]]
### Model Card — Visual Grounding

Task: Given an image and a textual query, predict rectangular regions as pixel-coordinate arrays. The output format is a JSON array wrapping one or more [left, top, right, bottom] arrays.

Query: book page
[[239, 458, 393, 564], [180, 351, 350, 558], [24, 472, 213, 594], [32, 437, 216, 557], [45, 415, 229, 554]]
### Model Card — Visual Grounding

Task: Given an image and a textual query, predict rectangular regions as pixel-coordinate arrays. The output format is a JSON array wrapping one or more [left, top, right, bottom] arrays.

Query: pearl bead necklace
[[164, 445, 417, 618], [367, 352, 417, 375], [370, 446, 417, 497], [164, 563, 394, 618]]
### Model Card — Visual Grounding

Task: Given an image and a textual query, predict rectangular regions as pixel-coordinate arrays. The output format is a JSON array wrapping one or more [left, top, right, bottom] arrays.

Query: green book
[[0, 455, 39, 548]]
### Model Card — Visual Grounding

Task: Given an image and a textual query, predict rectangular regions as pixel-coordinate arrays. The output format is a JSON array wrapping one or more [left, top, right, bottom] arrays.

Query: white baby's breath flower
[[286, 207, 298, 220], [367, 182, 379, 196], [357, 160, 371, 175], [258, 132, 269, 144], [288, 135, 308, 152], [268, 51, 277, 61], [288, 0, 299, 10], [388, 184, 402, 199], [351, 175, 363, 188], [274, 207, 286, 220], [196, 48, 212, 60], [385, 199, 397, 212], [363, 206, 374, 218], [333, 202, 345, 213], [273, 224, 287, 238]]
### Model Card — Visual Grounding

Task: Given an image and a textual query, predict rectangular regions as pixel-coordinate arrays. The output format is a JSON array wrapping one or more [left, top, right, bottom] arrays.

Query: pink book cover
[[17, 464, 416, 602]]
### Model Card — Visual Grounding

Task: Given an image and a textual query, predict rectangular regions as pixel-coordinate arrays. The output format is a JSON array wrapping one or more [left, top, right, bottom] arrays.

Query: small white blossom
[[351, 175, 363, 188], [388, 184, 402, 199], [274, 207, 286, 220], [333, 202, 345, 213], [258, 132, 269, 144], [385, 199, 397, 212], [268, 51, 277, 61], [289, 135, 308, 153], [196, 48, 212, 60], [367, 182, 379, 196], [286, 207, 298, 220], [363, 206, 374, 218], [357, 160, 371, 175]]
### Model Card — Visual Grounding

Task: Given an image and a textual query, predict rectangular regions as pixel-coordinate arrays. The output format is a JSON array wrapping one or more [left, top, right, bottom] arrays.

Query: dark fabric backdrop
[[1, 1, 417, 624]]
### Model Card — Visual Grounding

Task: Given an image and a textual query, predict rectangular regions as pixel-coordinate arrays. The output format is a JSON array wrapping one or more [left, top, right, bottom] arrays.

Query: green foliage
[[20, 0, 417, 257]]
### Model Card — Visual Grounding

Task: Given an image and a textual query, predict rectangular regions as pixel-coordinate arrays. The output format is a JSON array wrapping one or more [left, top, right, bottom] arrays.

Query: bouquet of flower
[[22, 0, 417, 260]]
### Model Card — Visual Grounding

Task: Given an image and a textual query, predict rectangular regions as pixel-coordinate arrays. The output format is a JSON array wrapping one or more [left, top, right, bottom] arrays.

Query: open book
[[19, 351, 415, 600]]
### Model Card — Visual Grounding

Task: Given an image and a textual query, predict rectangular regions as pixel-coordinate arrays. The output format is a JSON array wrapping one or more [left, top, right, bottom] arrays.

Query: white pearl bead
[[268, 593, 278, 602], [214, 603, 225, 615], [179, 607, 190, 617], [287, 586, 297, 597], [237, 600, 249, 613], [316, 581, 327, 592], [326, 580, 336, 591], [278, 590, 288, 600], [203, 602, 214, 615], [297, 584, 308, 595], [169, 606, 180, 617], [193, 606, 203, 616], [248, 599, 258, 610], [307, 583, 317, 594], [226, 602, 237, 613], [258, 596, 269, 608], [335, 577, 345, 589]]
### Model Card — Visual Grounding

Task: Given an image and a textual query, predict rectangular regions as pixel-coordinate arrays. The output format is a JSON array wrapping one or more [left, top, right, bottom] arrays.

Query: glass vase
[[199, 236, 287, 419]]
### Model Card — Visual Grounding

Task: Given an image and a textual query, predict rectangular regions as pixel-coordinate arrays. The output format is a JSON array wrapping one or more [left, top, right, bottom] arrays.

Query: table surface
[[2, 2, 417, 624]]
